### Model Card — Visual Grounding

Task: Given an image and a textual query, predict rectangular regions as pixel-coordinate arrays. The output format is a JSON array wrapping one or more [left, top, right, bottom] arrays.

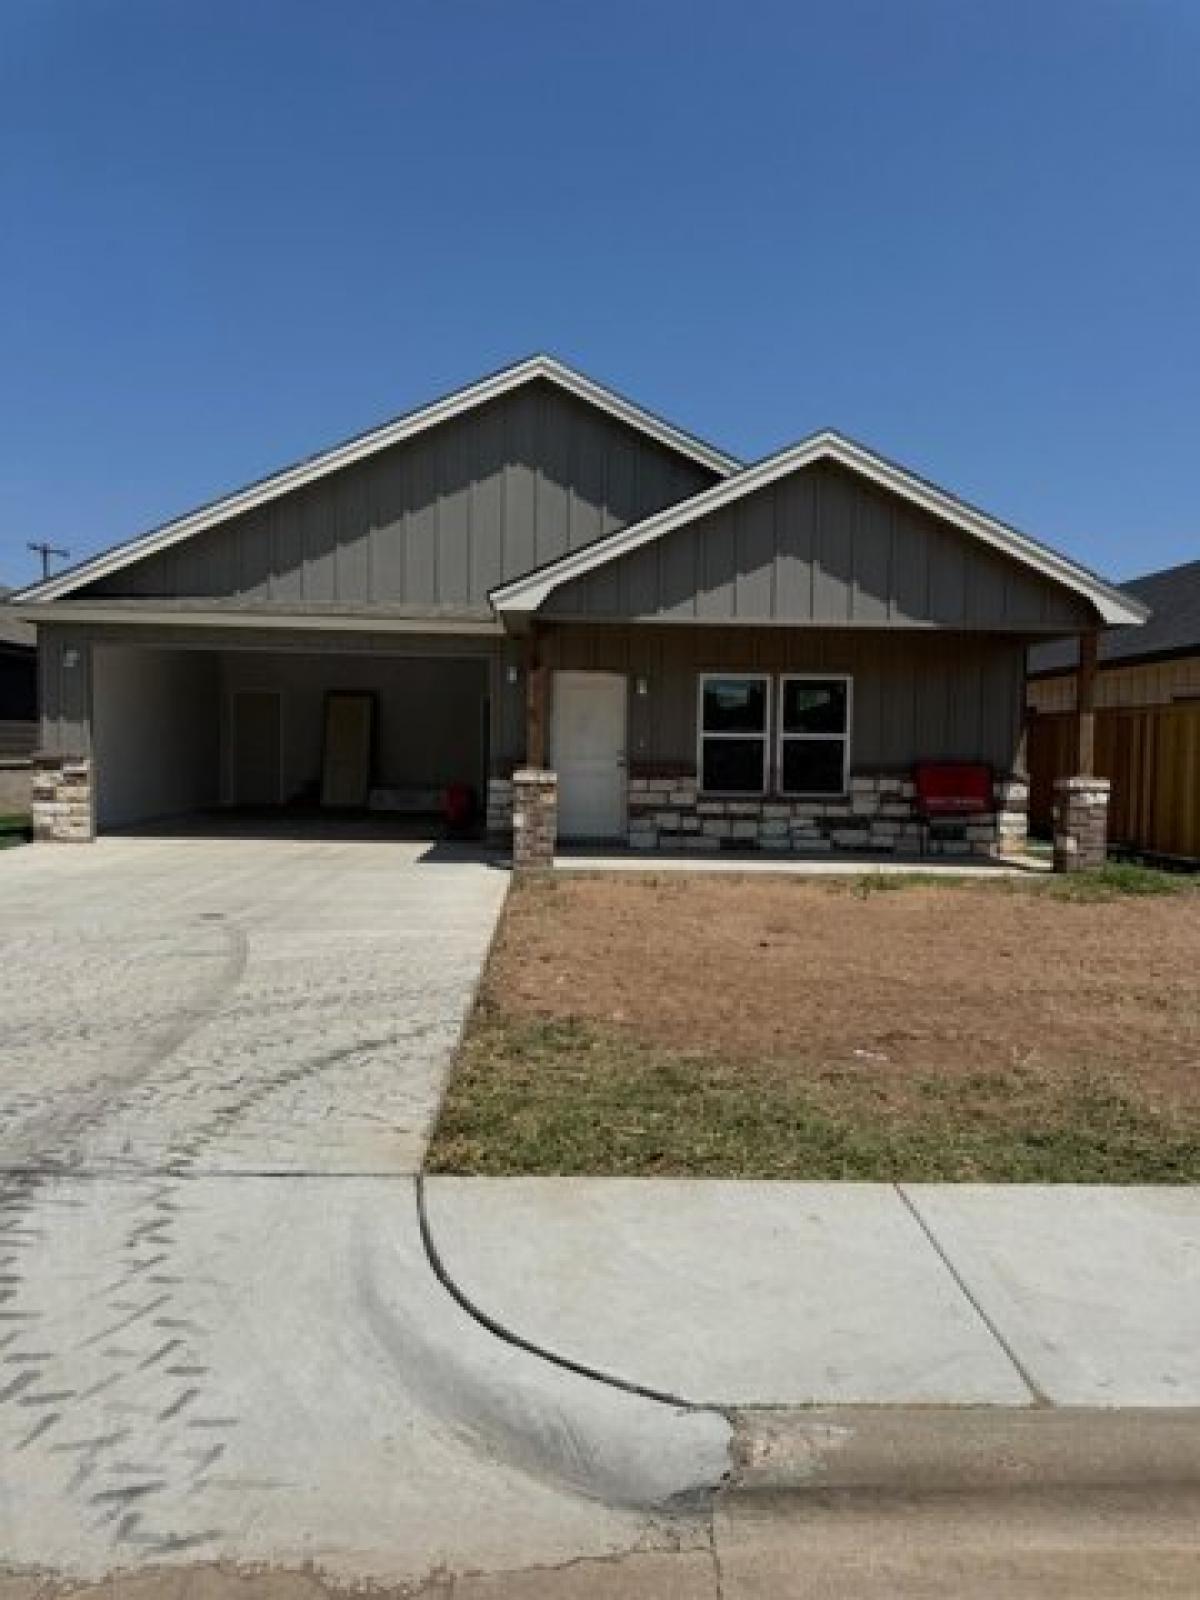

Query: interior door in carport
[[232, 690, 282, 806], [321, 691, 375, 807], [552, 671, 627, 839]]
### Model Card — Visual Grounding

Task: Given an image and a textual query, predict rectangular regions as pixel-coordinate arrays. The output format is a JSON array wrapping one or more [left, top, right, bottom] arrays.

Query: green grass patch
[[0, 814, 30, 849], [1036, 861, 1194, 900], [428, 1015, 1200, 1183], [844, 862, 1193, 902]]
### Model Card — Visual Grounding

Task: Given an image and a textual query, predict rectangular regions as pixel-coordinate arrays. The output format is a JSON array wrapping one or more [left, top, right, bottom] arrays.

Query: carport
[[88, 634, 493, 833]]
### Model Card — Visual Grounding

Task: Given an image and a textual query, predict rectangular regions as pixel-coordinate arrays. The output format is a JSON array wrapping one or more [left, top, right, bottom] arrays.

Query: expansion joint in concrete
[[895, 1184, 1049, 1407]]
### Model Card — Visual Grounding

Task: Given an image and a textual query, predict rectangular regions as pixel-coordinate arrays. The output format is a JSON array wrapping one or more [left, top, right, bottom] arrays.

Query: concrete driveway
[[0, 832, 508, 1176], [0, 836, 722, 1584]]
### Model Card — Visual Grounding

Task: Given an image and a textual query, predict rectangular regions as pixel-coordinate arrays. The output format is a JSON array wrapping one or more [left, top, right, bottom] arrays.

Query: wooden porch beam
[[1076, 628, 1099, 776], [525, 626, 547, 769]]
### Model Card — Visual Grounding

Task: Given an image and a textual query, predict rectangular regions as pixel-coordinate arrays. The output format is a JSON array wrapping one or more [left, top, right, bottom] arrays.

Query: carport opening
[[92, 644, 491, 837]]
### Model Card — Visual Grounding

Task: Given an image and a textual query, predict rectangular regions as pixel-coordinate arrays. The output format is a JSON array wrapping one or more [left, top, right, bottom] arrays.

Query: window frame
[[696, 671, 771, 796], [776, 673, 853, 799]]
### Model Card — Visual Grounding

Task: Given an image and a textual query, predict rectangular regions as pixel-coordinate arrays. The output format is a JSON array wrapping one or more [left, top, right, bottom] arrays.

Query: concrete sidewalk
[[423, 1179, 1200, 1410]]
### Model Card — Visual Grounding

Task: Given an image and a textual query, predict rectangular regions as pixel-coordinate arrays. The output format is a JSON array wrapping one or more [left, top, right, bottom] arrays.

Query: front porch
[[488, 619, 1109, 872]]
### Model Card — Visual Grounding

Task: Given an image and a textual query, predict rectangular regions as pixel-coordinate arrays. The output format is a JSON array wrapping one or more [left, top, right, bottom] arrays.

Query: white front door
[[552, 671, 627, 840]]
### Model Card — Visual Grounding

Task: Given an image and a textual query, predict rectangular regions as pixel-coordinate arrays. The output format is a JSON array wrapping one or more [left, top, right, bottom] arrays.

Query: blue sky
[[2, 0, 1197, 589]]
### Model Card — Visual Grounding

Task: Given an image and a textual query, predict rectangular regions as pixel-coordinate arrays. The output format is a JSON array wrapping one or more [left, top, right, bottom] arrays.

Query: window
[[778, 676, 851, 796], [698, 674, 769, 794]]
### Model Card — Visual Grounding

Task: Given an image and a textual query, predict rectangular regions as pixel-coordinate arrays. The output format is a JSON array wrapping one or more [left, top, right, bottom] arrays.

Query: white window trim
[[697, 672, 771, 796], [777, 673, 852, 798]]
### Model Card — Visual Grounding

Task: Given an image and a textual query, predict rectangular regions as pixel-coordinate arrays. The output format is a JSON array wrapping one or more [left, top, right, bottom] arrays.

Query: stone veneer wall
[[31, 754, 95, 842], [486, 776, 514, 843], [627, 771, 1029, 857]]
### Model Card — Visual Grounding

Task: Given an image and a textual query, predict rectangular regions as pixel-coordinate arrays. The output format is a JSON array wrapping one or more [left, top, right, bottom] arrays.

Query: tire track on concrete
[[0, 918, 248, 1175], [0, 916, 250, 1557]]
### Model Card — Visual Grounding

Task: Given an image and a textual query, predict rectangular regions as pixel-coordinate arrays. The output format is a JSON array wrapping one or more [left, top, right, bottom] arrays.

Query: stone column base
[[1053, 776, 1110, 872], [32, 754, 95, 842], [512, 769, 557, 871]]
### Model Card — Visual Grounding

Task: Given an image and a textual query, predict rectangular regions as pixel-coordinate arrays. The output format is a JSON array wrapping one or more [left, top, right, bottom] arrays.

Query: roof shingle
[[1028, 558, 1200, 675]]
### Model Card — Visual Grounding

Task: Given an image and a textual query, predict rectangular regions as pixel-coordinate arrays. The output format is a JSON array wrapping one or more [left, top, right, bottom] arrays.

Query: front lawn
[[427, 870, 1200, 1182]]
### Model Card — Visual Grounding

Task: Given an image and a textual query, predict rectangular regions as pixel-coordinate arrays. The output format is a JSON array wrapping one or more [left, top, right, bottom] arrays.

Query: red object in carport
[[443, 783, 475, 831], [914, 761, 993, 817]]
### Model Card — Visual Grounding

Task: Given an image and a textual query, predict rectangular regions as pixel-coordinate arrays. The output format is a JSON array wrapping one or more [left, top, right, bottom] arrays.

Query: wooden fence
[[1028, 703, 1200, 862]]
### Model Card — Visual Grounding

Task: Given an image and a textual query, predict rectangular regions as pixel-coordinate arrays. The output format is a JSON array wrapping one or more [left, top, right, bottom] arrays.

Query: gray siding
[[81, 382, 715, 609], [39, 617, 1027, 791], [543, 462, 1093, 633], [39, 628, 93, 757], [533, 624, 1027, 776]]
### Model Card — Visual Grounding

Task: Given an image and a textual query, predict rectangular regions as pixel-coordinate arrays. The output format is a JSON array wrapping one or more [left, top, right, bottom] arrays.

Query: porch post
[[513, 624, 556, 870], [525, 626, 547, 770], [1076, 628, 1098, 775], [1053, 628, 1108, 872]]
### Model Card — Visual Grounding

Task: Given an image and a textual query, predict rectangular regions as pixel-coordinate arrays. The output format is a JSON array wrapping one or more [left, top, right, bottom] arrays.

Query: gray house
[[10, 356, 1145, 863]]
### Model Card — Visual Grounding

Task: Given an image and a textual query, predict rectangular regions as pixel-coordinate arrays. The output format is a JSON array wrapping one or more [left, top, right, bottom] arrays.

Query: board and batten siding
[[80, 381, 715, 610], [542, 462, 1093, 633], [531, 624, 1028, 776], [44, 618, 1028, 774]]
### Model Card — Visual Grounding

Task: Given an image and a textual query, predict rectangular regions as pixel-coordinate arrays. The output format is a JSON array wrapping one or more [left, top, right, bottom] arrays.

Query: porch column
[[524, 626, 547, 770], [513, 626, 556, 869], [1053, 628, 1108, 872], [1075, 627, 1098, 775], [31, 753, 95, 843]]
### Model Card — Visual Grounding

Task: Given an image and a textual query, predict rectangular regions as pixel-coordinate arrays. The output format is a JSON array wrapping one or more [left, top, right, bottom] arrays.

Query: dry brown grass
[[428, 871, 1200, 1180]]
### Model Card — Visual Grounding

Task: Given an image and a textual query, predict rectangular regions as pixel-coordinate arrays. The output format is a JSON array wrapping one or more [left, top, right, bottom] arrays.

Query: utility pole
[[27, 541, 70, 579]]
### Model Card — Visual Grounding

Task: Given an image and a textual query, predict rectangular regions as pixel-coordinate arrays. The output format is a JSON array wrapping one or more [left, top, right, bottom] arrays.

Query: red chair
[[913, 762, 993, 855]]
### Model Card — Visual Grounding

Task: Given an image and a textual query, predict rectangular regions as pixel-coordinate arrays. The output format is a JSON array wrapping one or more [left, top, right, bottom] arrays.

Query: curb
[[357, 1181, 733, 1510], [730, 1406, 1200, 1495]]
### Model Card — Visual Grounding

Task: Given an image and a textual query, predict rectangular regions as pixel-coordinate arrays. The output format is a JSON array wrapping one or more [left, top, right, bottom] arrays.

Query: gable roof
[[1029, 557, 1200, 675], [15, 355, 740, 605], [490, 429, 1148, 628]]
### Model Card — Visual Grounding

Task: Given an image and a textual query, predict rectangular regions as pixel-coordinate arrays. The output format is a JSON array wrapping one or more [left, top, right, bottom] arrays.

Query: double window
[[697, 673, 851, 797]]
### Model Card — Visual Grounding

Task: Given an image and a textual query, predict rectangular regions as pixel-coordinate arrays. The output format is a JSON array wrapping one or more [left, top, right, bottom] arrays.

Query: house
[[1026, 558, 1200, 861], [0, 587, 38, 816], [10, 356, 1146, 866]]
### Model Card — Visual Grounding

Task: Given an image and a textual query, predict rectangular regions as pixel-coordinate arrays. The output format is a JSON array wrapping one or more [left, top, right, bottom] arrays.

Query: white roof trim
[[10, 603, 503, 636], [491, 430, 1150, 628], [16, 356, 738, 604]]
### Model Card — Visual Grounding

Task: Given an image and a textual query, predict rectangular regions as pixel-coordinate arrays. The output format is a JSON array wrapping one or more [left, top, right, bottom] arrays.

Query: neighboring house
[[0, 586, 38, 817], [1027, 558, 1200, 861], [0, 586, 38, 749], [11, 355, 1145, 856], [1027, 559, 1200, 712]]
